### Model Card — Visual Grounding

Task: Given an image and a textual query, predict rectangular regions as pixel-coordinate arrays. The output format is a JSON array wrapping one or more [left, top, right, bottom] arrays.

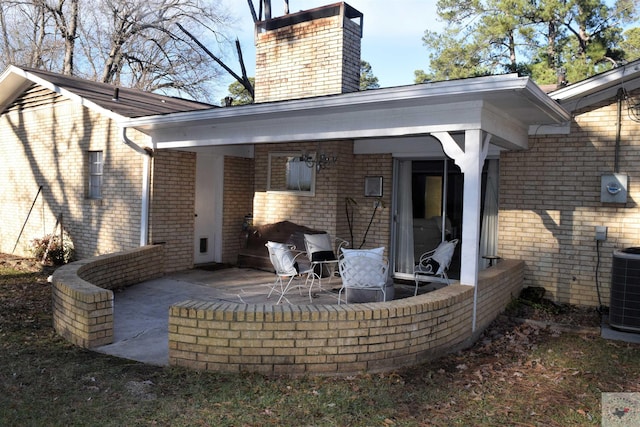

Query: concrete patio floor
[[94, 266, 422, 366], [93, 266, 640, 368]]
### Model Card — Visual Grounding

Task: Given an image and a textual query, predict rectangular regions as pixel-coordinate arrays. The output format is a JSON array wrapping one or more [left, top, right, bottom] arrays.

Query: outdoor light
[[300, 151, 337, 171]]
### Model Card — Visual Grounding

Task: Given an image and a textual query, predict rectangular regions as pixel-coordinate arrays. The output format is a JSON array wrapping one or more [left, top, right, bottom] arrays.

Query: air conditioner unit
[[610, 248, 640, 332]]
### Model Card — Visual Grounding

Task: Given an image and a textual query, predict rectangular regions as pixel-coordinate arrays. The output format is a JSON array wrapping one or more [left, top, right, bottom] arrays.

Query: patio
[[94, 265, 440, 366]]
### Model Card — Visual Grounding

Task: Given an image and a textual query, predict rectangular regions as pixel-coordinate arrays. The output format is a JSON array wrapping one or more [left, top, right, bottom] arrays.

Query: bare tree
[[76, 0, 231, 101], [38, 0, 78, 74], [0, 1, 58, 70], [0, 0, 235, 103]]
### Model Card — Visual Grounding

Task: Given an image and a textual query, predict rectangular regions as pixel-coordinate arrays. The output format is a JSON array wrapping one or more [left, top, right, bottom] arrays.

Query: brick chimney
[[254, 2, 363, 103]]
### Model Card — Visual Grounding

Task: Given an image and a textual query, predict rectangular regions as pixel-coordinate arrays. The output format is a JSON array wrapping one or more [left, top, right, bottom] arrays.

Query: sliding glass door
[[392, 158, 498, 280]]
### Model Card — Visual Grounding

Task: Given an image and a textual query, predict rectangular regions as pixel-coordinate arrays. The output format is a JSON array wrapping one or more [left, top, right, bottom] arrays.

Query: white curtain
[[286, 158, 312, 191], [396, 160, 415, 274], [480, 159, 499, 269]]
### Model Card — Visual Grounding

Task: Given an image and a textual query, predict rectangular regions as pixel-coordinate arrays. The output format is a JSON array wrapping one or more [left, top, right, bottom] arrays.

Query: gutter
[[121, 127, 153, 247]]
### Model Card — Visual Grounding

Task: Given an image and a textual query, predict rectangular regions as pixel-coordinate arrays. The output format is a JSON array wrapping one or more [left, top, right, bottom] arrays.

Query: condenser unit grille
[[610, 248, 640, 332]]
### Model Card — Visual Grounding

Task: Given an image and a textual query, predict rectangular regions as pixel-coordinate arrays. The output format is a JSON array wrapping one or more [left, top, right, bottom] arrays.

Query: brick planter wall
[[51, 245, 165, 348], [169, 259, 523, 376]]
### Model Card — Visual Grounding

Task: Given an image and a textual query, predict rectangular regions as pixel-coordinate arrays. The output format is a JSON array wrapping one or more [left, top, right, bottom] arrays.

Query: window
[[286, 157, 313, 191], [267, 151, 316, 195], [88, 151, 103, 199]]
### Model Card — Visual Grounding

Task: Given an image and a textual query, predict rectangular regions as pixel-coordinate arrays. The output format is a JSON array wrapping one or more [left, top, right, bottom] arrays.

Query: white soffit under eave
[[0, 66, 34, 113]]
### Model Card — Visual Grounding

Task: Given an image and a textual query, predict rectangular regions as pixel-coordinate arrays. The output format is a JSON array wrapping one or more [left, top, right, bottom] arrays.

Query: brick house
[[1, 2, 639, 311], [501, 65, 640, 307], [0, 66, 216, 272]]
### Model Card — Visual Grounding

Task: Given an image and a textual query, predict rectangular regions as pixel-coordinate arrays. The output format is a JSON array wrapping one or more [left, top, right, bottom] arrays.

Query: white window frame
[[267, 151, 316, 196], [88, 150, 103, 199]]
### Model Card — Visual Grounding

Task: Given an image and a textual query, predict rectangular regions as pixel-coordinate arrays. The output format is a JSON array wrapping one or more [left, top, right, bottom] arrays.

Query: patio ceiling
[[122, 73, 570, 152]]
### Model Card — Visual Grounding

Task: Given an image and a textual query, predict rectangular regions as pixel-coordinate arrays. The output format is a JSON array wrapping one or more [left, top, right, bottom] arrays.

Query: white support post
[[433, 130, 490, 331], [459, 129, 487, 287]]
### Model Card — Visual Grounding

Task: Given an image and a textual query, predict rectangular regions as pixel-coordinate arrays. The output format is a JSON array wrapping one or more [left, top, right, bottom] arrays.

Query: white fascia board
[[122, 74, 558, 131], [150, 100, 486, 149], [559, 77, 640, 112], [1, 66, 124, 121], [520, 78, 571, 122], [122, 73, 569, 151], [550, 61, 640, 111]]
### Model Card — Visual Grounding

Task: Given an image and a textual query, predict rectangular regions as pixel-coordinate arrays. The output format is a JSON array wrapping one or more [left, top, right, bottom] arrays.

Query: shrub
[[30, 232, 75, 265]]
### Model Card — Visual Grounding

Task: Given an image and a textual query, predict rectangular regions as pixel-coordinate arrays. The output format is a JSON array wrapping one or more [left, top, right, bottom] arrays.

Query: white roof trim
[[0, 65, 125, 121], [549, 60, 640, 112], [122, 73, 570, 131]]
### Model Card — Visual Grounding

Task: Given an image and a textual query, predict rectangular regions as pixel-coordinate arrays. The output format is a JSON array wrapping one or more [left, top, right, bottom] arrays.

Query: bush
[[30, 232, 75, 265]]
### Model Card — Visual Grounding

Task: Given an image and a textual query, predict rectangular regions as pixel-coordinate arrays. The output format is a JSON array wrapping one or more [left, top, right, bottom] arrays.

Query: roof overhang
[[550, 60, 640, 112], [0, 65, 214, 119], [0, 65, 125, 120], [122, 74, 570, 152]]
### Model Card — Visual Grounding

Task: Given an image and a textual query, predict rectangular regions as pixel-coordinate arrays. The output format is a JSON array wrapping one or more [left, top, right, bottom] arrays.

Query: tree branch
[[176, 22, 254, 98]]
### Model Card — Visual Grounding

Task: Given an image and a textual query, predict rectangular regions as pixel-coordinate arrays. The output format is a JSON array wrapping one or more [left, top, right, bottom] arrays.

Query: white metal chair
[[413, 239, 459, 296], [265, 241, 315, 304], [303, 233, 348, 284], [337, 248, 389, 304]]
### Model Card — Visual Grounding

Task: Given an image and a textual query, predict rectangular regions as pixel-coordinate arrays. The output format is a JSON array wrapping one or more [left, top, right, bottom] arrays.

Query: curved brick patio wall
[[51, 245, 165, 348], [169, 259, 523, 376]]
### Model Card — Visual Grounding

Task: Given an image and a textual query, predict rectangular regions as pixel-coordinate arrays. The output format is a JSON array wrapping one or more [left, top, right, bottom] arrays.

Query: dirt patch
[[0, 253, 50, 273], [504, 286, 602, 328]]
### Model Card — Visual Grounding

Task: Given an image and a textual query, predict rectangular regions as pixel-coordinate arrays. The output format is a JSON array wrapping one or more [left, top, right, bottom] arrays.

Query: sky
[[216, 0, 443, 98]]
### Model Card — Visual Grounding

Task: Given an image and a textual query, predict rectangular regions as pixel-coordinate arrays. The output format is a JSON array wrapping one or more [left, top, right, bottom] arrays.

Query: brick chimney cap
[[256, 2, 362, 34]]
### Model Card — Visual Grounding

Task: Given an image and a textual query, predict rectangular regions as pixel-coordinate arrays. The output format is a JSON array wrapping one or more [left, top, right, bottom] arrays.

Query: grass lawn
[[2, 258, 640, 426]]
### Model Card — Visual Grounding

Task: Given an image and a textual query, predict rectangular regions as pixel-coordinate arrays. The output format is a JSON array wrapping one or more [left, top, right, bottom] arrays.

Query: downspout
[[122, 126, 153, 247]]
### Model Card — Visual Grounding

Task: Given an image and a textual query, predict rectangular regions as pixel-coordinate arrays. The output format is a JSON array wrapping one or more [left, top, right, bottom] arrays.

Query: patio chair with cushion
[[337, 247, 389, 304], [303, 232, 349, 281], [265, 241, 315, 304], [413, 239, 459, 296]]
